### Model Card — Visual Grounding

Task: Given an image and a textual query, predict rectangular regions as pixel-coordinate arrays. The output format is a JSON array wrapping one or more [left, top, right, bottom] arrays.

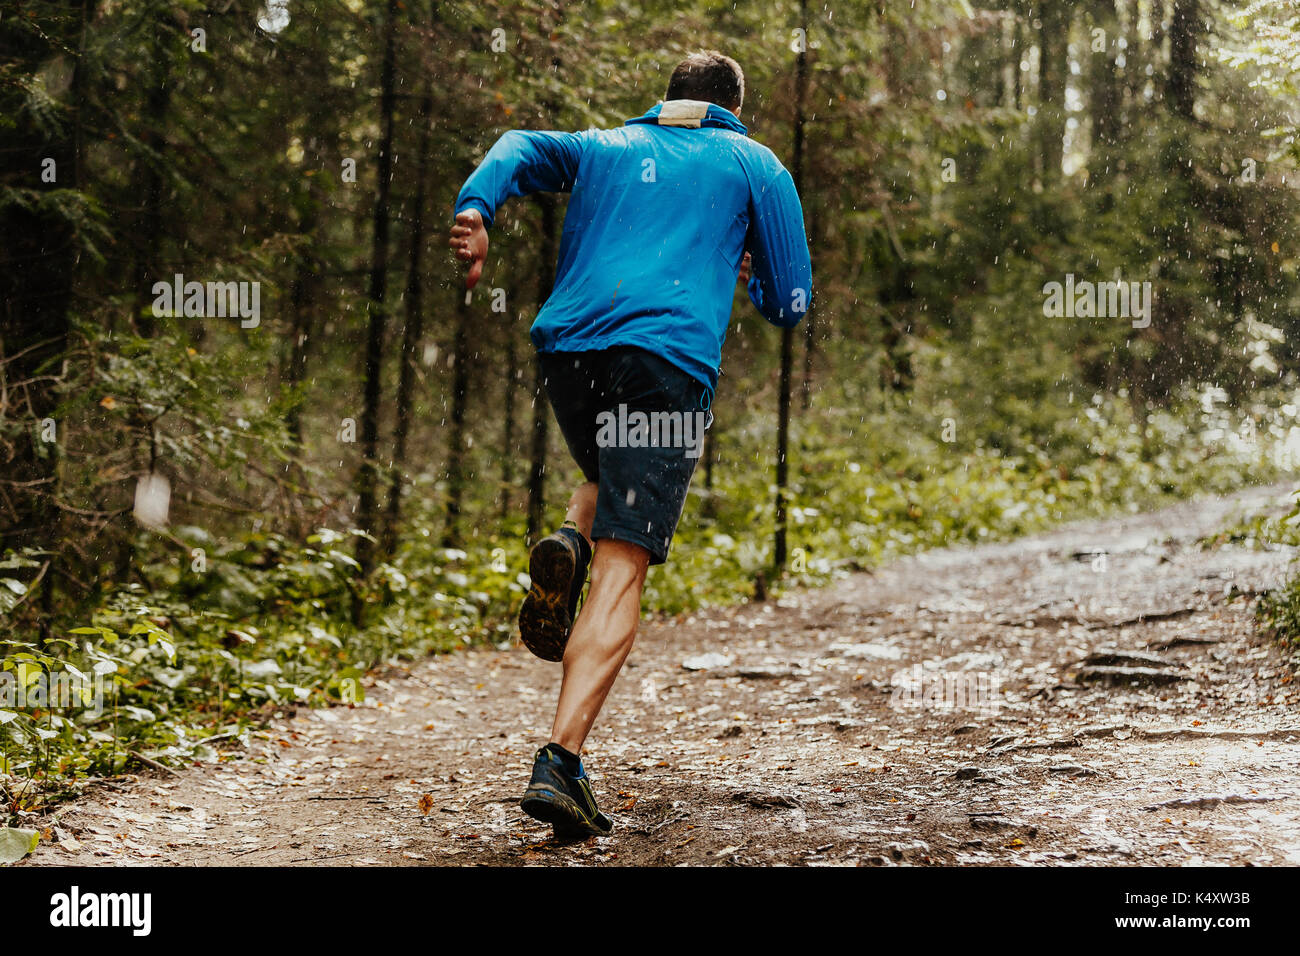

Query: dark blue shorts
[[540, 346, 713, 565]]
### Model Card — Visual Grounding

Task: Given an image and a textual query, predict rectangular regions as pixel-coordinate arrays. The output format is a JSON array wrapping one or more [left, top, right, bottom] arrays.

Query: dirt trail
[[25, 484, 1300, 866]]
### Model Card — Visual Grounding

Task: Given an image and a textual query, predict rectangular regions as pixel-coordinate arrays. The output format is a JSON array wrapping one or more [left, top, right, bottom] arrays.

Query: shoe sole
[[518, 537, 575, 662], [520, 785, 613, 839]]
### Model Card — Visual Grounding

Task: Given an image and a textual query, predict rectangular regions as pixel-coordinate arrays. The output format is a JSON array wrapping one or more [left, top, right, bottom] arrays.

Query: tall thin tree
[[775, 0, 809, 572], [525, 195, 558, 543], [500, 284, 520, 520], [383, 85, 434, 557], [1036, 1, 1068, 184], [353, 0, 399, 590], [442, 289, 472, 547]]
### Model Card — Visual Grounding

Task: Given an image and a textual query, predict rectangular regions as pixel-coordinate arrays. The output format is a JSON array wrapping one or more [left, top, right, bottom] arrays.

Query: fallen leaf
[[0, 827, 39, 864]]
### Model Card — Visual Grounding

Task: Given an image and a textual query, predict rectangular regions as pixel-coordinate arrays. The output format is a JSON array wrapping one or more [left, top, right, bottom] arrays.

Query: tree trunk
[[526, 195, 559, 543], [1088, 0, 1122, 185], [500, 293, 519, 520], [353, 0, 399, 591], [129, 35, 173, 338], [283, 259, 316, 449], [1036, 1, 1067, 184], [283, 35, 339, 463], [0, 0, 87, 629], [442, 291, 472, 547], [775, 0, 810, 573], [775, 327, 794, 571], [383, 89, 434, 557], [1013, 0, 1024, 110], [701, 425, 717, 520], [1167, 0, 1199, 121], [799, 203, 816, 410], [795, 2, 814, 412]]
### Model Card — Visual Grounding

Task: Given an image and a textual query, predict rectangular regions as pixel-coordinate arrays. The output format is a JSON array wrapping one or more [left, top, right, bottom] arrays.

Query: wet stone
[[1081, 648, 1178, 669], [1073, 665, 1188, 687]]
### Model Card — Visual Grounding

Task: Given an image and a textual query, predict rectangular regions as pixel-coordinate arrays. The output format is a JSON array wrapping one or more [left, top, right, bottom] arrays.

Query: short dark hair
[[665, 51, 744, 111]]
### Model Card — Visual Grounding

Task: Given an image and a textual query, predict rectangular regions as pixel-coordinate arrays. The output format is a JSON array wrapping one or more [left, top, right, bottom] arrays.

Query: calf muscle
[[548, 539, 649, 752]]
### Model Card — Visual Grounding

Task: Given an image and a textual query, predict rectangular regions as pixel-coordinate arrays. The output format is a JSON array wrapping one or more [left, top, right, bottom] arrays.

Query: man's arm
[[450, 129, 585, 289], [744, 168, 813, 328]]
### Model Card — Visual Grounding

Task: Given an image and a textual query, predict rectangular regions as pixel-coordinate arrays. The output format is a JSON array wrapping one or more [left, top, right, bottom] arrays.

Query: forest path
[[26, 483, 1300, 866]]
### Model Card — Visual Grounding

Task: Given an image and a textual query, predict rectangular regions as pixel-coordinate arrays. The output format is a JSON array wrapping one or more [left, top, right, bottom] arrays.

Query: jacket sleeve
[[744, 167, 813, 328], [454, 130, 585, 228]]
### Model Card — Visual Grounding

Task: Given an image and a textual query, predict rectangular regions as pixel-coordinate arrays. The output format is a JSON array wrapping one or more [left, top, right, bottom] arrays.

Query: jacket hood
[[625, 99, 748, 135]]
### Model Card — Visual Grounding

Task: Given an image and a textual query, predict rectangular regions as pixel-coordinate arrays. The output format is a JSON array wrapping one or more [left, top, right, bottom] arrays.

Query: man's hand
[[737, 251, 752, 285], [449, 208, 489, 289]]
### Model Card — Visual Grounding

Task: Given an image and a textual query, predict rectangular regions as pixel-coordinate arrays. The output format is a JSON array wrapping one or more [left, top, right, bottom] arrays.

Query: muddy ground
[[23, 484, 1300, 867]]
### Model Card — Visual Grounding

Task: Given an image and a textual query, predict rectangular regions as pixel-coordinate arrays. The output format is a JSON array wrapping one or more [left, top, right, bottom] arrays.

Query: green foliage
[[1221, 1, 1300, 98], [1229, 488, 1300, 648], [647, 382, 1298, 613], [0, 525, 528, 803], [1204, 476, 1300, 652], [9, 0, 1300, 813], [1258, 578, 1300, 648], [8, 375, 1293, 807]]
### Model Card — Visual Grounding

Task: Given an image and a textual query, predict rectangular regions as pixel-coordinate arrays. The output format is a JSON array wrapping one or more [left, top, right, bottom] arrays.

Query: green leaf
[[0, 828, 39, 865], [69, 625, 117, 641], [130, 620, 170, 643], [13, 661, 43, 688], [61, 663, 89, 682]]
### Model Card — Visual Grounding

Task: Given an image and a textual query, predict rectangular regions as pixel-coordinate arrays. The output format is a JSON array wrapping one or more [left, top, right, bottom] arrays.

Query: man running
[[449, 50, 812, 839]]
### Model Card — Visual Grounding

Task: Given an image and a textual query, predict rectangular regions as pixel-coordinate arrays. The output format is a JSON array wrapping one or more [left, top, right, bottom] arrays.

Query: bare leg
[[564, 481, 598, 543], [548, 538, 650, 753]]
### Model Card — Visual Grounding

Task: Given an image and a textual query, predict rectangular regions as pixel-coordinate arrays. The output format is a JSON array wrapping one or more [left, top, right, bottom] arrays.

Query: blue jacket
[[454, 100, 813, 391]]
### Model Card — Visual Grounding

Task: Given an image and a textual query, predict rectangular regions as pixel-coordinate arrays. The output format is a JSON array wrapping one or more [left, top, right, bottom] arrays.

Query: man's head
[[665, 50, 744, 115]]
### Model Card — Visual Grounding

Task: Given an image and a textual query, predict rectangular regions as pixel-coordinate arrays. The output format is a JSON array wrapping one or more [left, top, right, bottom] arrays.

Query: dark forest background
[[4, 0, 1300, 783]]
